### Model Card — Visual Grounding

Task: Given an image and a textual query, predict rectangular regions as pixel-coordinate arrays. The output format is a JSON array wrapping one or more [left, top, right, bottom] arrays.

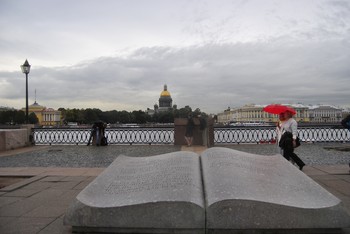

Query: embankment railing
[[32, 125, 350, 145]]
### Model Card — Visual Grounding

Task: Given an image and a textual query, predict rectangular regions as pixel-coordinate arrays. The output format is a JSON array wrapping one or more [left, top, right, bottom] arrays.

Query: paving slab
[[0, 196, 23, 208], [23, 205, 67, 218], [313, 165, 350, 174], [0, 175, 45, 192], [302, 166, 329, 175], [319, 180, 350, 196], [0, 217, 55, 234], [60, 176, 90, 182], [0, 198, 41, 217], [0, 217, 16, 228], [38, 215, 72, 234], [3, 189, 41, 197]]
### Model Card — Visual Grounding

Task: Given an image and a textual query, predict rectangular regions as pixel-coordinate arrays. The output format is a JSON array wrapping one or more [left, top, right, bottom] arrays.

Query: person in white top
[[277, 111, 305, 170]]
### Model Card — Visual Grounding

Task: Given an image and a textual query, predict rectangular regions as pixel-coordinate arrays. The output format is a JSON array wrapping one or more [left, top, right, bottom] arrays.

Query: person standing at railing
[[199, 114, 208, 146], [185, 114, 195, 147], [277, 111, 305, 171], [341, 114, 350, 172], [87, 123, 98, 146], [87, 121, 107, 146], [341, 114, 350, 131]]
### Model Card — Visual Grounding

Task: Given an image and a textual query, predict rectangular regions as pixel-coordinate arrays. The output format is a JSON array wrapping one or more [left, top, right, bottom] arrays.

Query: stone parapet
[[174, 118, 214, 146], [0, 125, 33, 151]]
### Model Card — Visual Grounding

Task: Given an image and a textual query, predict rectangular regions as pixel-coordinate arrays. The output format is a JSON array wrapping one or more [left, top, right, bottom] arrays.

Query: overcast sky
[[0, 0, 349, 113]]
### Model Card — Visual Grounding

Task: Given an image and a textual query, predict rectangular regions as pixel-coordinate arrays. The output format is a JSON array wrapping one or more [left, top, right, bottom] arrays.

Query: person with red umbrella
[[277, 110, 305, 170], [263, 104, 297, 116], [263, 104, 305, 170]]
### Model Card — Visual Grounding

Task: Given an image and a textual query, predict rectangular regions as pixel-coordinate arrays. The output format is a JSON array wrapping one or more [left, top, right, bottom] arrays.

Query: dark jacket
[[279, 132, 300, 149], [341, 115, 350, 129]]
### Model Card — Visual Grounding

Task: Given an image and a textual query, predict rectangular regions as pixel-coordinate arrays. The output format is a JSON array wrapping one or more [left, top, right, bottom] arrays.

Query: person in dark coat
[[341, 114, 350, 130], [198, 114, 208, 146], [185, 114, 195, 146]]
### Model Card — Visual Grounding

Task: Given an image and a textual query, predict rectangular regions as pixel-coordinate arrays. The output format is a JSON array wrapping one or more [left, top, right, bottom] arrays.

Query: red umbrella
[[263, 104, 296, 115]]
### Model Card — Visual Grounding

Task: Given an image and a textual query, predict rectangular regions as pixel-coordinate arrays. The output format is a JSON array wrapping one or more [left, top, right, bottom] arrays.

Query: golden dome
[[160, 90, 171, 97], [160, 84, 171, 97]]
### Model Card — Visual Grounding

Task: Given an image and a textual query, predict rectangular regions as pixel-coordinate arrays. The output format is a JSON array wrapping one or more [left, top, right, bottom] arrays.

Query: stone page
[[64, 151, 205, 233], [200, 147, 350, 231]]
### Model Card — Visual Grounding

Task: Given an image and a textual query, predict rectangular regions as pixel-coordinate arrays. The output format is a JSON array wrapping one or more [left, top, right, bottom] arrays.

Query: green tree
[[14, 111, 25, 124], [193, 108, 201, 117], [158, 111, 174, 123], [65, 108, 84, 124], [28, 112, 39, 124], [101, 110, 119, 124], [84, 108, 100, 124], [131, 110, 149, 124], [177, 106, 192, 118], [58, 107, 66, 124], [119, 110, 131, 123], [0, 110, 11, 124]]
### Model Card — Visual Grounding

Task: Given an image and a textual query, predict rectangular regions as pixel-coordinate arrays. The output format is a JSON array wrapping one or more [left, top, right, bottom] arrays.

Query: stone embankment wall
[[0, 125, 33, 151]]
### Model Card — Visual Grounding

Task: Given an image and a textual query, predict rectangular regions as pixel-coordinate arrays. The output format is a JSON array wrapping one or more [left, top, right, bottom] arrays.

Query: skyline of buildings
[[217, 104, 348, 124], [1, 84, 349, 126]]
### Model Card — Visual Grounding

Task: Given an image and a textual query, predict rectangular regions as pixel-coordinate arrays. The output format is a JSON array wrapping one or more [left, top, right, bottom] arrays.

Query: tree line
[[0, 110, 38, 125], [59, 106, 204, 124], [0, 106, 207, 125]]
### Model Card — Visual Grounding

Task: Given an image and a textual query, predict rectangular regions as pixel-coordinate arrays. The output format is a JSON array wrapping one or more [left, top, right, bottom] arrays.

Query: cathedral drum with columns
[[155, 85, 173, 112]]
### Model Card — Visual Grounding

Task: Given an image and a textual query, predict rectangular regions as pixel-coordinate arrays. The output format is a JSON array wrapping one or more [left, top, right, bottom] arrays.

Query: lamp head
[[21, 59, 31, 74]]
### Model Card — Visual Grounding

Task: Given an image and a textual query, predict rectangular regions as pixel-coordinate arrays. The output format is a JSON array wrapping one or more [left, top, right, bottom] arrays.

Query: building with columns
[[22, 101, 61, 126], [217, 104, 310, 124], [308, 105, 343, 123]]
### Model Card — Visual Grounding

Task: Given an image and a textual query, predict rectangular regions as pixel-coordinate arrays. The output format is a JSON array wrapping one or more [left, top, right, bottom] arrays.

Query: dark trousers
[[282, 138, 305, 169]]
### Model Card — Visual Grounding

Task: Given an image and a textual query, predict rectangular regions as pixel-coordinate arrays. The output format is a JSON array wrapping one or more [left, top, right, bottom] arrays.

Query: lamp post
[[21, 59, 31, 124]]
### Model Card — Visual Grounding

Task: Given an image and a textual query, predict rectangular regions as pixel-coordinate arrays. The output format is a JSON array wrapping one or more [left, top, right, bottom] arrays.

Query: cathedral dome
[[158, 84, 172, 110], [160, 84, 171, 97], [160, 90, 171, 97]]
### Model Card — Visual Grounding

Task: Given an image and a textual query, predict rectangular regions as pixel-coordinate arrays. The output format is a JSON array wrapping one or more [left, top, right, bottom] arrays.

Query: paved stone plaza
[[0, 143, 349, 168], [0, 144, 349, 233]]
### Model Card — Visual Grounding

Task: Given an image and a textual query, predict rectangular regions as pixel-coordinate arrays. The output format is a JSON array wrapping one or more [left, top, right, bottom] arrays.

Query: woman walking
[[277, 110, 305, 170]]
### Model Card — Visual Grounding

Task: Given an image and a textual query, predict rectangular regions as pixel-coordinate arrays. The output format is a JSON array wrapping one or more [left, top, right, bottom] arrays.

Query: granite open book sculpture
[[64, 147, 350, 233]]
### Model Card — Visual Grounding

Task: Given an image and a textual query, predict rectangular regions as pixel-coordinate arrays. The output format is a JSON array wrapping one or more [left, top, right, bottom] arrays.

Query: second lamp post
[[21, 59, 31, 124]]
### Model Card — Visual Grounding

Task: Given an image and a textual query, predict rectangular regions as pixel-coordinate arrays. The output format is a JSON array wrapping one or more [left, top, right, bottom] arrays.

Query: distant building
[[41, 108, 62, 126], [308, 105, 343, 123], [157, 84, 173, 112], [147, 84, 176, 115], [217, 108, 235, 124], [217, 104, 310, 124], [21, 101, 61, 126]]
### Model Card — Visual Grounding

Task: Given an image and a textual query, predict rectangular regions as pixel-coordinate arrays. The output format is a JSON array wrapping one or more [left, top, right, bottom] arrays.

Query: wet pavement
[[0, 143, 348, 168]]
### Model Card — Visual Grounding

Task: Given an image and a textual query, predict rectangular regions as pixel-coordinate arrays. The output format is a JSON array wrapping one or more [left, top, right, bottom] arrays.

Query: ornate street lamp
[[21, 59, 31, 124]]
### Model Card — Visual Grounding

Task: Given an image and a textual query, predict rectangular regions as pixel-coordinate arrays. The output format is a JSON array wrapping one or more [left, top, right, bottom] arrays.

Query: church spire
[[34, 89, 38, 104]]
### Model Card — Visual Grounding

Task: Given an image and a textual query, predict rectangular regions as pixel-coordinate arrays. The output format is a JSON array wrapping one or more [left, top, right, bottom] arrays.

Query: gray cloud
[[1, 0, 350, 113], [1, 37, 349, 113]]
